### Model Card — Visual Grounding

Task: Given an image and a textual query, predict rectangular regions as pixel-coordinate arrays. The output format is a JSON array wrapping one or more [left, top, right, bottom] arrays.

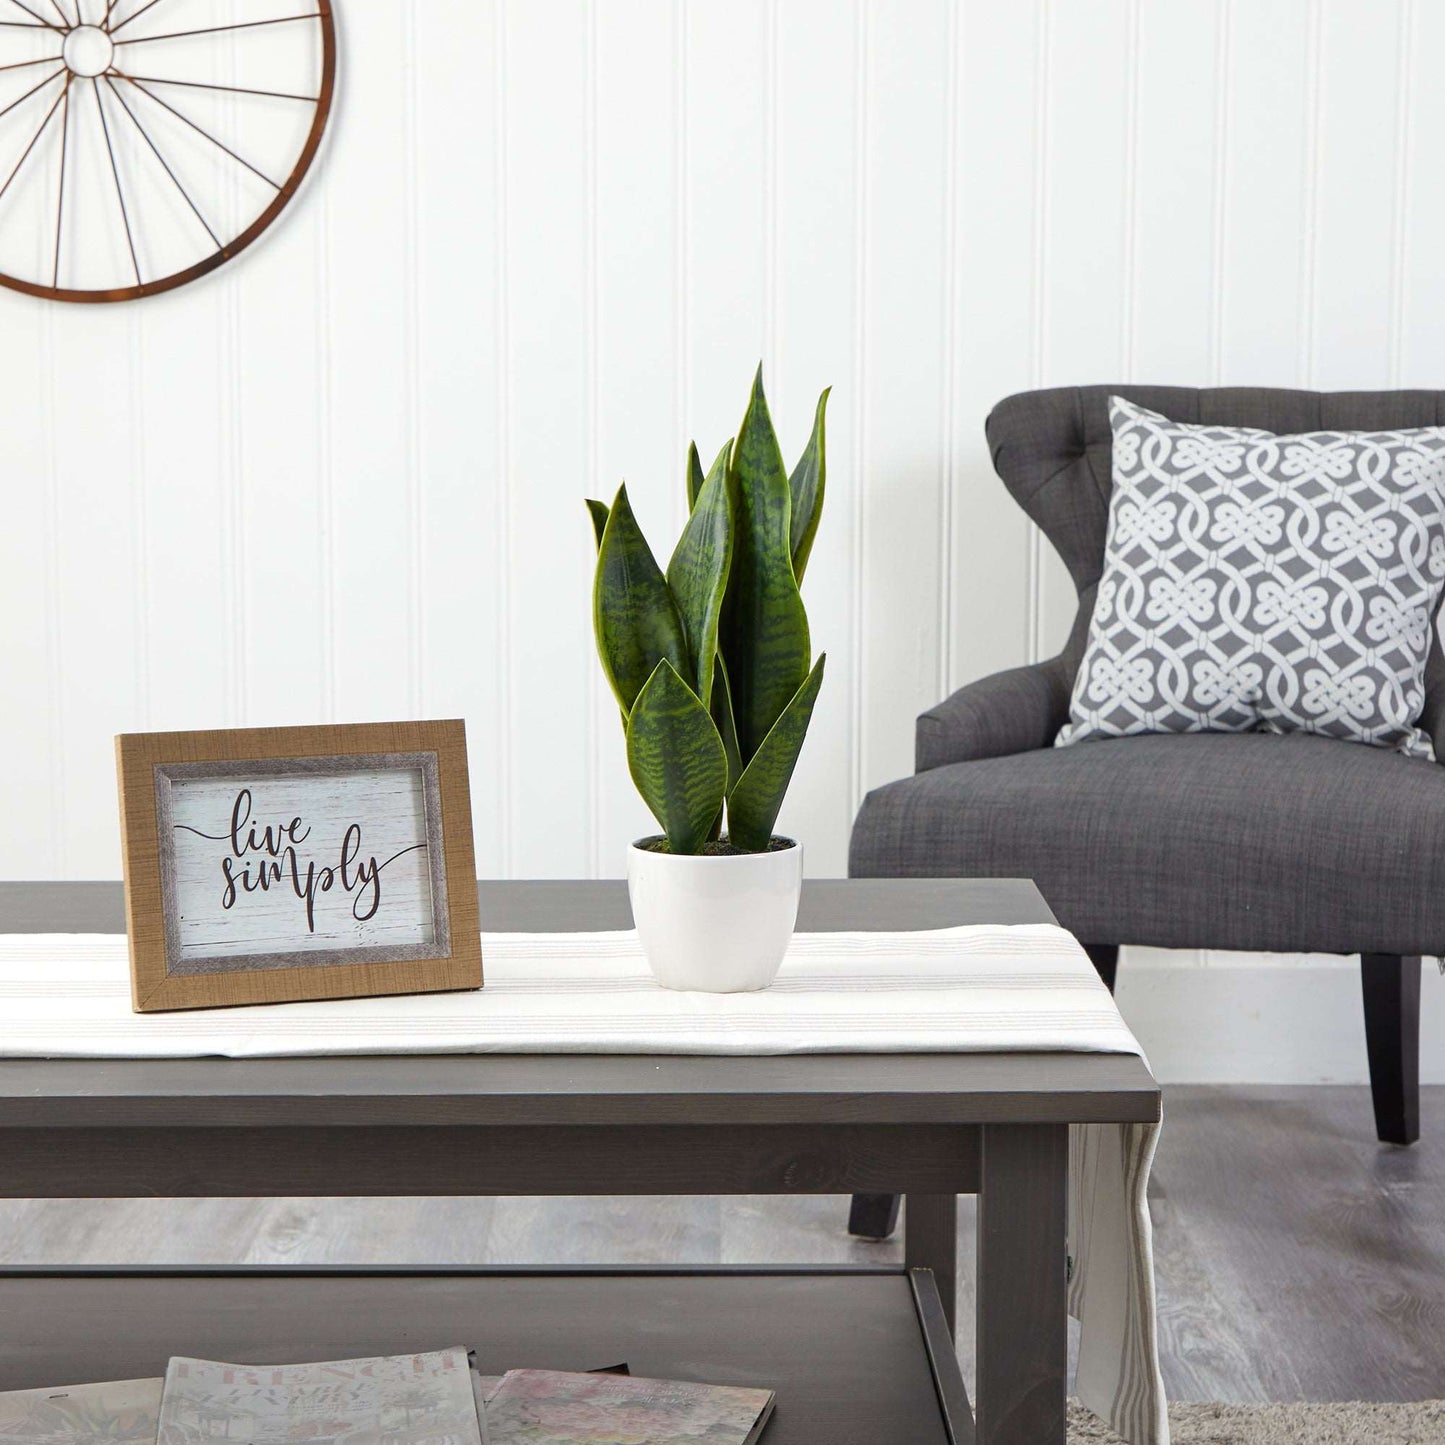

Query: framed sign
[[116, 720, 481, 1013]]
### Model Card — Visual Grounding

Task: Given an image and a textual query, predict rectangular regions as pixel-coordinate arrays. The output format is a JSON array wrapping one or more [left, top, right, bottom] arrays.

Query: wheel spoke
[[0, 52, 64, 74], [116, 73, 319, 104], [92, 77, 141, 286], [102, 71, 219, 248], [0, 70, 66, 209], [51, 75, 69, 288], [0, 0, 61, 31], [106, 0, 176, 37], [116, 72, 282, 189], [114, 13, 321, 47], [0, 64, 62, 121]]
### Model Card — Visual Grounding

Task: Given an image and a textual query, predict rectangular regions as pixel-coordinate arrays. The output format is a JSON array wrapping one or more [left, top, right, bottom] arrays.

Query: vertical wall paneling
[[1297, 0, 1325, 388], [0, 300, 58, 873], [683, 2, 769, 465], [848, 0, 870, 816], [134, 292, 228, 740], [1130, 0, 1222, 384], [501, 0, 592, 878], [220, 3, 245, 727], [5, 0, 1445, 884], [1217, 0, 1311, 383], [1208, 1, 1232, 384], [491, 0, 513, 873], [772, 0, 859, 873], [402, 1, 423, 719], [1309, 0, 1403, 390], [125, 306, 149, 735], [857, 0, 951, 798], [671, 0, 690, 544], [325, 5, 413, 723], [1118, 0, 1140, 381], [584, 0, 601, 877], [1386, 0, 1415, 388], [1026, 0, 1051, 665], [316, 142, 337, 723], [937, 0, 959, 702], [1034, 0, 1131, 657], [1398, 0, 1439, 388], [948, 0, 1040, 689], [591, 0, 681, 871], [233, 136, 327, 731], [412, 0, 506, 878], [50, 303, 144, 874]]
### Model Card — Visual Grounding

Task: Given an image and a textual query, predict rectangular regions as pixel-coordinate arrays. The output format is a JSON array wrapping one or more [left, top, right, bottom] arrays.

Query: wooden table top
[[0, 879, 1160, 1127]]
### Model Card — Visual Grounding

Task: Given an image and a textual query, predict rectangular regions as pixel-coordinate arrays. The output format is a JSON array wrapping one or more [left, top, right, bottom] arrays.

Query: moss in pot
[[588, 366, 828, 991]]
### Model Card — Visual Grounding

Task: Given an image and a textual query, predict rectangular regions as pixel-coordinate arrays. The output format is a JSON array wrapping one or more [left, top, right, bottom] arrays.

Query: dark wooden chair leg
[[1361, 953, 1421, 1146], [848, 1192, 901, 1240], [1083, 944, 1119, 994]]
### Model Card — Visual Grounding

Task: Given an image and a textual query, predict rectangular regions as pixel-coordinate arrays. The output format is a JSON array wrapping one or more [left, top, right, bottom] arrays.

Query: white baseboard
[[1113, 949, 1445, 1084]]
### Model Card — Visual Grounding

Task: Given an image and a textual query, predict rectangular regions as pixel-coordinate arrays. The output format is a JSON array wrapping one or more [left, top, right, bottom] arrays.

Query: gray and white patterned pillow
[[1056, 397, 1445, 759]]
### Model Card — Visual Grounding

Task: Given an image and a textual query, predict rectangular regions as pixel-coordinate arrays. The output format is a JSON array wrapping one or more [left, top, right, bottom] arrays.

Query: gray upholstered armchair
[[850, 386, 1445, 1190]]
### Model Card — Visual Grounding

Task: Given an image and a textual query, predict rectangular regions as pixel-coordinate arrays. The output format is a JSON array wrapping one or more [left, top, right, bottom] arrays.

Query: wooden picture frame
[[116, 720, 481, 1013]]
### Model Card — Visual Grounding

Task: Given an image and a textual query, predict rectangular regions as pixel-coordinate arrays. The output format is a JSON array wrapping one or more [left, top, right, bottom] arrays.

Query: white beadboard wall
[[2, 0, 1443, 1080]]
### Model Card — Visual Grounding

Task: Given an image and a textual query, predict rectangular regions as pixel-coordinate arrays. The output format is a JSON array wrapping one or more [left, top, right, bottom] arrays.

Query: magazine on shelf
[[0, 1351, 774, 1445], [0, 1377, 163, 1445], [155, 1348, 484, 1445], [481, 1368, 775, 1444]]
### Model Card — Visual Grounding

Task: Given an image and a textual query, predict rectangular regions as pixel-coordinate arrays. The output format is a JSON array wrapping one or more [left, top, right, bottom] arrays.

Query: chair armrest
[[915, 657, 1073, 772]]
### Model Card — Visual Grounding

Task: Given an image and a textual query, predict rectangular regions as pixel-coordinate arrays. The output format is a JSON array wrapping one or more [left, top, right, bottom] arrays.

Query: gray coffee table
[[0, 879, 1161, 1445]]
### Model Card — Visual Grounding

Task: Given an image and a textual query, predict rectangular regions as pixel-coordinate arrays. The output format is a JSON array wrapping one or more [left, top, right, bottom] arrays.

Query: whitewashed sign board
[[117, 722, 481, 1012]]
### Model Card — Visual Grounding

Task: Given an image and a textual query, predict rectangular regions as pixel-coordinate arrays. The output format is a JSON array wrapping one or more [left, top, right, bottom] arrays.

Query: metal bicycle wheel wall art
[[0, 0, 334, 302]]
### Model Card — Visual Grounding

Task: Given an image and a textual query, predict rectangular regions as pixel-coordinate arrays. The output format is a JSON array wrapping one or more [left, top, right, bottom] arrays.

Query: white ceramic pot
[[626, 837, 803, 992]]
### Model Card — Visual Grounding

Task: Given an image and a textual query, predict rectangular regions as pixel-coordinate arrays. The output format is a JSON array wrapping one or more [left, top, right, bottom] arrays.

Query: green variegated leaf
[[666, 440, 733, 707], [686, 442, 706, 511], [594, 484, 690, 717], [627, 658, 729, 855], [720, 365, 812, 763], [586, 498, 609, 550], [725, 654, 826, 851], [788, 387, 830, 583], [711, 651, 744, 791]]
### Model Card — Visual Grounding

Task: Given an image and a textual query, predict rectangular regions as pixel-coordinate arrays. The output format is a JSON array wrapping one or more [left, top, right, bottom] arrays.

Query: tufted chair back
[[984, 384, 1445, 690]]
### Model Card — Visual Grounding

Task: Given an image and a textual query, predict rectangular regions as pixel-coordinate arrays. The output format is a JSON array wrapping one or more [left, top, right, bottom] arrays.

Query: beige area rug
[[1068, 1400, 1445, 1443]]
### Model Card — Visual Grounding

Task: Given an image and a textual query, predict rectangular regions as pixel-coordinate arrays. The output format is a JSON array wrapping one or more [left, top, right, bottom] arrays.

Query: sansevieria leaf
[[585, 498, 609, 550], [666, 441, 732, 707], [725, 654, 826, 851], [788, 387, 830, 584], [686, 442, 706, 512], [627, 658, 729, 855], [594, 485, 690, 717], [711, 651, 744, 791], [720, 365, 812, 763]]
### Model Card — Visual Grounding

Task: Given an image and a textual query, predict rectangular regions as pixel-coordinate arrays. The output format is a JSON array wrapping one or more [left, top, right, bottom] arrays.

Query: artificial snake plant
[[590, 367, 828, 855]]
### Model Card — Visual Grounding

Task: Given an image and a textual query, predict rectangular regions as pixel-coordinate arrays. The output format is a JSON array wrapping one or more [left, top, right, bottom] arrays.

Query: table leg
[[975, 1122, 1067, 1445], [903, 1192, 956, 1336]]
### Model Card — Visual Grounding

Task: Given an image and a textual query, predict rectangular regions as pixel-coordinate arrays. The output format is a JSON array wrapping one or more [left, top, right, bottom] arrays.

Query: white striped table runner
[[0, 925, 1169, 1445]]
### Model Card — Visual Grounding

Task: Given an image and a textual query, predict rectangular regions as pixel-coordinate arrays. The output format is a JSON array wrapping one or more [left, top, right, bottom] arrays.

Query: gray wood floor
[[2, 1086, 1440, 1404]]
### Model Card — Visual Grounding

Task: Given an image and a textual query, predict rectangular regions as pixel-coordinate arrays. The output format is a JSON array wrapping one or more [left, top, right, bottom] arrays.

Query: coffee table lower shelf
[[0, 1266, 972, 1445]]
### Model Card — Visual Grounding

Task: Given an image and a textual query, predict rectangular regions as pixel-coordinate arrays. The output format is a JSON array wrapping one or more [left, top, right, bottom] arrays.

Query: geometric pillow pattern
[[1056, 396, 1445, 760]]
